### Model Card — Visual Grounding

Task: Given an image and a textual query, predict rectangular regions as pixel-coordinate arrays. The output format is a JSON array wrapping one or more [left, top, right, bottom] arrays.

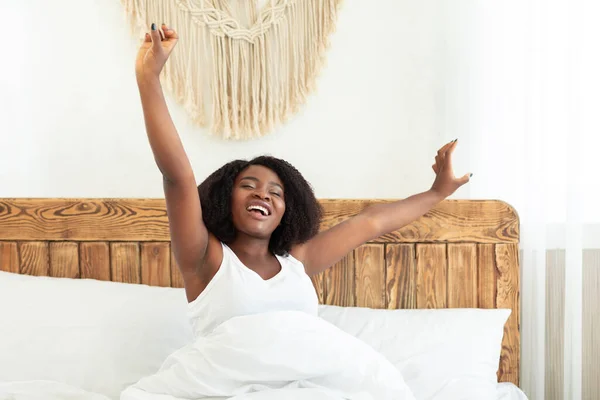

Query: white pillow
[[318, 305, 510, 400], [0, 271, 192, 400]]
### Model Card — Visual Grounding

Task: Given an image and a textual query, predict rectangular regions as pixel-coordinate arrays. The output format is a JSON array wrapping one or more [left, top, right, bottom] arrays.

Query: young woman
[[135, 23, 471, 333]]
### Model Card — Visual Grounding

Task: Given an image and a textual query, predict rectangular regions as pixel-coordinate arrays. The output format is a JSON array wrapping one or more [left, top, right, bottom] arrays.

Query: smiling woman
[[129, 21, 472, 399], [197, 157, 322, 283], [198, 157, 322, 261]]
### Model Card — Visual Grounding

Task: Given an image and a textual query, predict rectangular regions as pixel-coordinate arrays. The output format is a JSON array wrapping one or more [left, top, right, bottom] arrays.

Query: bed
[[0, 198, 524, 400]]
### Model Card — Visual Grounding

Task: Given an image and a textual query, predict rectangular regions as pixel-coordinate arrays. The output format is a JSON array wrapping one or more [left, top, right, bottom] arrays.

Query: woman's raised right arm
[[135, 24, 210, 296]]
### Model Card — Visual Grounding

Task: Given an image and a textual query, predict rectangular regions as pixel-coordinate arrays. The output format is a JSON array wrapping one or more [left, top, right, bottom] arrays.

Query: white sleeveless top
[[187, 242, 319, 337]]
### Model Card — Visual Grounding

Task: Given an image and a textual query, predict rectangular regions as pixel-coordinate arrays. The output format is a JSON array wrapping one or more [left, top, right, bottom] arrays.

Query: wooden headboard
[[0, 198, 520, 385]]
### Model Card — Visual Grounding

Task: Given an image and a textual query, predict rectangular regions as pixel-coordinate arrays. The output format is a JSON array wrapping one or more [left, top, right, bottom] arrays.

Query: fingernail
[[453, 138, 458, 142], [470, 173, 473, 177], [151, 23, 156, 30]]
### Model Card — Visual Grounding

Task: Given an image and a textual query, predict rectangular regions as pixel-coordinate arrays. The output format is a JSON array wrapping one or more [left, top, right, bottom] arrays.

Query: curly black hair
[[198, 156, 322, 256]]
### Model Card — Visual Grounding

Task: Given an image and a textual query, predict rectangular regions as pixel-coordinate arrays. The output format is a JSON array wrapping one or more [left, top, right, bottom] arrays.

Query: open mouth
[[246, 205, 270, 217]]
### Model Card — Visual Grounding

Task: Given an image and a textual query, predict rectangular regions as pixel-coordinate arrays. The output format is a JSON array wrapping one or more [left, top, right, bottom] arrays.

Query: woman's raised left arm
[[291, 140, 471, 276]]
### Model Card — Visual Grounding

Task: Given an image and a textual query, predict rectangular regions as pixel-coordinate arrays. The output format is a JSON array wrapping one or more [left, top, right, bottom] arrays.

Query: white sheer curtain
[[438, 1, 598, 399]]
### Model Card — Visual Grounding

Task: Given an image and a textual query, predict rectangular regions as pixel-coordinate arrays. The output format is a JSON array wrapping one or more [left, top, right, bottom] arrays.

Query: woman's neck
[[228, 234, 272, 259]]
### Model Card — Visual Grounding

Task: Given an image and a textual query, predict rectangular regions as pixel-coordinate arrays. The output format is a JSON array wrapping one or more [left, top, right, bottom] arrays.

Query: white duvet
[[120, 310, 415, 399]]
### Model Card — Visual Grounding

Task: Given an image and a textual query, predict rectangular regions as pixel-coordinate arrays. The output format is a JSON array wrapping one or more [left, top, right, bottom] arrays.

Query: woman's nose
[[253, 189, 269, 200]]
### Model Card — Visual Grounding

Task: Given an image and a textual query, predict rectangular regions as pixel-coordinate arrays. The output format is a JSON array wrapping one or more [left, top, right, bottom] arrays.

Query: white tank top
[[187, 242, 319, 337]]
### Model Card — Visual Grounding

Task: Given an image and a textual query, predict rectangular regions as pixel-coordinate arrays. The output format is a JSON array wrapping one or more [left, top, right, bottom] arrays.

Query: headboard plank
[[319, 200, 518, 243], [310, 273, 326, 304], [355, 244, 385, 309], [49, 242, 79, 278], [0, 199, 169, 241], [110, 243, 140, 284], [19, 242, 49, 276], [478, 244, 498, 308], [385, 244, 416, 309], [496, 243, 520, 386], [141, 242, 172, 287], [0, 242, 19, 273], [0, 199, 518, 243], [324, 253, 355, 307], [447, 244, 478, 308], [0, 198, 520, 386], [415, 244, 447, 309], [80, 242, 110, 281], [169, 252, 185, 289]]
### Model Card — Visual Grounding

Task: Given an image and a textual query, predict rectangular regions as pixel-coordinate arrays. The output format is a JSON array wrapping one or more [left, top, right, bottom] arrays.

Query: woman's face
[[231, 165, 286, 240]]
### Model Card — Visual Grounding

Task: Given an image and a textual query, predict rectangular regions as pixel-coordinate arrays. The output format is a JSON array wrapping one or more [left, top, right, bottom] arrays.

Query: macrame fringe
[[121, 0, 343, 140]]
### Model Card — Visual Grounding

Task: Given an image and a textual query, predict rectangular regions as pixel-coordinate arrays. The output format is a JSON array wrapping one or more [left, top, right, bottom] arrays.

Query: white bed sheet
[[0, 382, 358, 400], [496, 382, 529, 400], [0, 381, 529, 400], [0, 380, 111, 400]]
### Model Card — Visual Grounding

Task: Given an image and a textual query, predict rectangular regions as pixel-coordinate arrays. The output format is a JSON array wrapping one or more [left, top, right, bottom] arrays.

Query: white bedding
[[0, 381, 111, 400], [0, 272, 528, 400], [496, 383, 529, 400], [120, 310, 416, 399], [0, 381, 529, 400]]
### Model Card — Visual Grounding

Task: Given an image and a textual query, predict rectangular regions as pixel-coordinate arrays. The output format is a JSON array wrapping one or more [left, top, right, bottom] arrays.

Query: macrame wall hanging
[[121, 0, 343, 140]]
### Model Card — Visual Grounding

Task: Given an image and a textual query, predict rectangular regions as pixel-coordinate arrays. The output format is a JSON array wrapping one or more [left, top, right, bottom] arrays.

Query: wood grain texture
[[49, 242, 79, 278], [386, 244, 416, 309], [496, 243, 520, 386], [80, 242, 110, 281], [0, 199, 170, 241], [325, 252, 355, 306], [319, 199, 518, 243], [447, 244, 478, 308], [0, 242, 19, 273], [170, 251, 185, 289], [110, 242, 140, 284], [0, 199, 518, 243], [478, 244, 497, 308], [19, 242, 49, 276], [310, 272, 325, 304], [355, 244, 385, 308], [416, 244, 447, 308], [141, 242, 171, 287]]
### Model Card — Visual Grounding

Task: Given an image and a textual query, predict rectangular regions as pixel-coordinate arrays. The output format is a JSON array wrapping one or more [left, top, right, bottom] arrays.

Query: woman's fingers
[[444, 140, 458, 167], [457, 172, 472, 185], [437, 139, 456, 155], [434, 155, 442, 171], [149, 23, 163, 49], [160, 23, 178, 40]]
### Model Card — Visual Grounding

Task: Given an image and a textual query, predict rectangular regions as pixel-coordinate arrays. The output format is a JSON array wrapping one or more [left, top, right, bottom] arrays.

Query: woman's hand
[[135, 23, 178, 82], [430, 139, 471, 198]]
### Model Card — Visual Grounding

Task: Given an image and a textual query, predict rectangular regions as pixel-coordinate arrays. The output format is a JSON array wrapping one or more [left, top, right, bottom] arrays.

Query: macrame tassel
[[121, 0, 343, 140]]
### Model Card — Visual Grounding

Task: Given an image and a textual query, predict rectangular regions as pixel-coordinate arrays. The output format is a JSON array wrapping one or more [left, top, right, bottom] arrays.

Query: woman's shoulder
[[279, 249, 308, 274], [287, 243, 307, 264]]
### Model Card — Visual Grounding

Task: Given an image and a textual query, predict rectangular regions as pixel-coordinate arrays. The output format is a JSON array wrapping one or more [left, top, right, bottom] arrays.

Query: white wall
[[1, 0, 472, 199]]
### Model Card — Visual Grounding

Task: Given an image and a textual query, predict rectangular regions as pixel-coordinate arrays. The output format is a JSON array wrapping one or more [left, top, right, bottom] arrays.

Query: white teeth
[[247, 205, 269, 216]]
